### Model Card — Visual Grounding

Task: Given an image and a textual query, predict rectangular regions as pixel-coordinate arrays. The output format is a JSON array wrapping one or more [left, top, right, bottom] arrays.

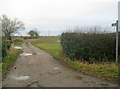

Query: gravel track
[[2, 42, 118, 87]]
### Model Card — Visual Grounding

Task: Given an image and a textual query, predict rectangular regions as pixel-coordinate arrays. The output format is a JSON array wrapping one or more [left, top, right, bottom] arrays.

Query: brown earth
[[2, 42, 118, 87]]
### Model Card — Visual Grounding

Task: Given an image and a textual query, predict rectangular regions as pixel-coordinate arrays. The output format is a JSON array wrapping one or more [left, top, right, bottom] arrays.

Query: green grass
[[0, 64, 2, 73], [14, 42, 23, 46], [1, 37, 23, 73], [13, 37, 24, 46], [14, 40, 24, 46], [32, 36, 60, 44], [2, 48, 21, 73], [31, 36, 62, 59], [31, 37, 119, 80], [33, 42, 63, 59]]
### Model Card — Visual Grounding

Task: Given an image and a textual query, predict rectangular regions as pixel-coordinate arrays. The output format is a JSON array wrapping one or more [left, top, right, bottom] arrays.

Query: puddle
[[100, 83, 109, 86], [75, 76, 82, 80], [33, 53, 36, 55], [54, 67, 59, 70], [13, 46, 22, 49], [56, 40, 60, 42], [16, 76, 29, 80], [20, 53, 33, 56], [37, 53, 42, 55]]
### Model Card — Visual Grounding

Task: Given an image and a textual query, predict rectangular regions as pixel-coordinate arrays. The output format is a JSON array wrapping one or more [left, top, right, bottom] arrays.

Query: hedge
[[61, 33, 120, 63], [2, 41, 12, 59]]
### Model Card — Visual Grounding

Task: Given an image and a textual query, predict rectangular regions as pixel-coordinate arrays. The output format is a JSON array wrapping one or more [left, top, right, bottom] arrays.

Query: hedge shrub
[[2, 41, 12, 59], [14, 39, 22, 43], [61, 33, 120, 63], [0, 42, 2, 62]]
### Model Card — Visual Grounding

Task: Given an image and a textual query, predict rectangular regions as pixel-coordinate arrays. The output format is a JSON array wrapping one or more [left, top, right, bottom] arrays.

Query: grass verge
[[14, 42, 23, 46], [0, 64, 2, 73], [2, 48, 21, 73], [31, 37, 119, 80]]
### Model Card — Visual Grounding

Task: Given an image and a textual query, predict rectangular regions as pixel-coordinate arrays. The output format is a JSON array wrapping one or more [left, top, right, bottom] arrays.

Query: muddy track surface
[[2, 42, 118, 87]]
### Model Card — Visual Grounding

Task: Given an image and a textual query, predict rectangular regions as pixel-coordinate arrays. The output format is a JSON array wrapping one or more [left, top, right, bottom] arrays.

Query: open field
[[32, 37, 119, 81]]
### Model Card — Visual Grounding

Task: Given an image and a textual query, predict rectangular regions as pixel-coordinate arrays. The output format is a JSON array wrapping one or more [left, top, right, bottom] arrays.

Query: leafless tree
[[65, 26, 109, 34], [0, 15, 25, 41]]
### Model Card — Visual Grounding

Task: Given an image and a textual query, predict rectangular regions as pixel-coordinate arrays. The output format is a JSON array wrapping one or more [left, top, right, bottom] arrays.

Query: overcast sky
[[0, 0, 119, 36]]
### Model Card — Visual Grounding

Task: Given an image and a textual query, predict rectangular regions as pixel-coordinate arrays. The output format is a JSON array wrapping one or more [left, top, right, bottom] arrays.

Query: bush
[[6, 41, 12, 49], [2, 41, 12, 59], [2, 43, 7, 58], [61, 33, 120, 63], [0, 42, 2, 62], [14, 39, 22, 43]]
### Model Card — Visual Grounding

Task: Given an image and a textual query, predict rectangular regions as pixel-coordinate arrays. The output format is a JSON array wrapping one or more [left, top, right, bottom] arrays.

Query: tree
[[0, 15, 25, 41], [28, 29, 39, 37]]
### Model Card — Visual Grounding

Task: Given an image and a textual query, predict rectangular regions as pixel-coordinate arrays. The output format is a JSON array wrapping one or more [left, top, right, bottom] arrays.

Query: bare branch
[[0, 15, 25, 40]]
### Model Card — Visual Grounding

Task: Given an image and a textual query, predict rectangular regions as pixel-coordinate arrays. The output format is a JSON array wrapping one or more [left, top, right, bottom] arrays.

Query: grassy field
[[32, 37, 119, 80]]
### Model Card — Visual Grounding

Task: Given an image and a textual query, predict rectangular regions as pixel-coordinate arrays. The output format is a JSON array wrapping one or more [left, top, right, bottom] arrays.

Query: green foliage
[[2, 49, 21, 73], [2, 43, 7, 58], [2, 37, 23, 62], [32, 37, 119, 80], [14, 39, 22, 43], [0, 39, 2, 62], [61, 33, 120, 63], [14, 42, 23, 46], [28, 30, 39, 37], [13, 39, 23, 46], [6, 41, 12, 49], [2, 41, 12, 59]]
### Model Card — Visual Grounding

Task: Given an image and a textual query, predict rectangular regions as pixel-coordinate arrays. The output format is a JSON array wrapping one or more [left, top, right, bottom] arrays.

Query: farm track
[[2, 42, 118, 87]]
